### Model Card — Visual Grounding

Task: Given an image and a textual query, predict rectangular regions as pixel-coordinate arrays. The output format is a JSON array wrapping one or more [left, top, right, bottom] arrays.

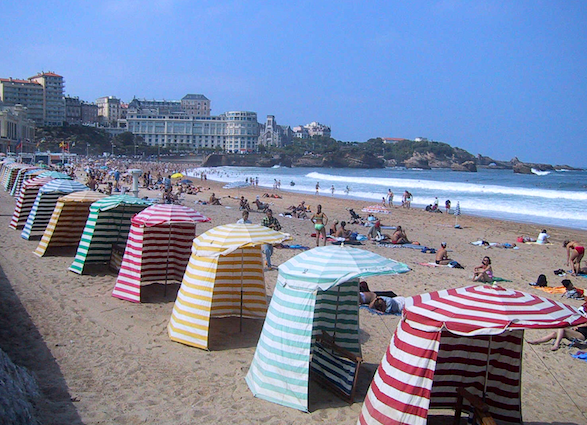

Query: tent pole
[[240, 248, 244, 333], [164, 223, 171, 298], [333, 285, 341, 342], [483, 335, 492, 402]]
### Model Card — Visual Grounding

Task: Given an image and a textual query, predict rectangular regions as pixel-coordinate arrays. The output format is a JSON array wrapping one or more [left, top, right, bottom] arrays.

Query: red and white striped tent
[[9, 177, 55, 229], [111, 204, 210, 303], [359, 285, 587, 425]]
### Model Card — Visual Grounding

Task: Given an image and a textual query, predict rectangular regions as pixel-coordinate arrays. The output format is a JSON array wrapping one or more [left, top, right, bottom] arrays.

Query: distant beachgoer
[[445, 199, 451, 213], [315, 182, 320, 195], [329, 220, 338, 236], [528, 324, 587, 351], [344, 185, 350, 195], [537, 229, 550, 244], [435, 242, 451, 265], [237, 210, 251, 224], [473, 256, 493, 282], [368, 220, 389, 242], [387, 189, 394, 207], [563, 240, 585, 276], [433, 197, 439, 210], [209, 193, 221, 205], [331, 185, 335, 196], [311, 204, 328, 247], [335, 221, 352, 241], [261, 209, 281, 269], [391, 226, 410, 244], [561, 279, 585, 300]]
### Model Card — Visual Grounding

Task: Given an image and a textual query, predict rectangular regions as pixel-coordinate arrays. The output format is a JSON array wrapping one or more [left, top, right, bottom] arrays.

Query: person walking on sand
[[315, 181, 320, 195], [261, 209, 281, 270], [387, 189, 394, 207], [473, 256, 493, 282], [311, 204, 328, 247], [331, 185, 335, 196], [564, 240, 584, 276]]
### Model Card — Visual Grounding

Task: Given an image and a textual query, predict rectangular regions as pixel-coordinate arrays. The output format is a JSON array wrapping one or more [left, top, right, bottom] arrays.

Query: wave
[[305, 172, 587, 201], [531, 168, 551, 176]]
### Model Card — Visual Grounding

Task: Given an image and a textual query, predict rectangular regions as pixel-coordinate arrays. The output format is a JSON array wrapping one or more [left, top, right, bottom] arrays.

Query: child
[[562, 279, 585, 300]]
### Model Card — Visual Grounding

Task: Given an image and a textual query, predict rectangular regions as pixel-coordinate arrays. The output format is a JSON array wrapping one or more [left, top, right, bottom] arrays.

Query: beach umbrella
[[171, 172, 184, 179], [361, 205, 391, 214], [37, 171, 72, 180], [454, 201, 461, 228], [179, 179, 193, 185], [359, 284, 587, 425], [100, 165, 109, 170]]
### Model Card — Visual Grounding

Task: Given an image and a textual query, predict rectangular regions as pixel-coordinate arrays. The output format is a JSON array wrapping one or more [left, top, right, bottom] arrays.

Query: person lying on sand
[[528, 324, 587, 351]]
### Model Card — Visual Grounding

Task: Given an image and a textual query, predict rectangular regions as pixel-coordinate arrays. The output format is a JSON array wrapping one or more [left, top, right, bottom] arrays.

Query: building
[[181, 94, 211, 117], [81, 101, 98, 124], [0, 104, 36, 154], [258, 115, 293, 148], [65, 96, 99, 125], [382, 137, 408, 144], [293, 121, 331, 139], [97, 96, 121, 126], [28, 72, 65, 126], [126, 106, 259, 153], [0, 78, 44, 125]]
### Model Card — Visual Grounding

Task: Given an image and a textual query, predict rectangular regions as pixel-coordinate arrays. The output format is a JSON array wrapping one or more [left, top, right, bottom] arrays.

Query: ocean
[[186, 166, 587, 231]]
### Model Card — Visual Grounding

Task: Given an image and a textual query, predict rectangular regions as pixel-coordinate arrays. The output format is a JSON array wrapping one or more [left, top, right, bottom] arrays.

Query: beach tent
[[2, 163, 31, 192], [112, 204, 210, 303], [245, 245, 410, 412], [9, 177, 55, 229], [0, 159, 17, 184], [21, 179, 89, 240], [10, 168, 45, 197], [168, 223, 290, 350], [68, 195, 153, 274], [33, 191, 107, 257], [358, 285, 587, 425]]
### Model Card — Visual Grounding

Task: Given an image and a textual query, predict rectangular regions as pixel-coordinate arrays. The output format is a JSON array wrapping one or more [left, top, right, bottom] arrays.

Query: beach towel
[[331, 240, 363, 246], [359, 304, 401, 316], [278, 244, 310, 250], [571, 351, 587, 362], [491, 277, 512, 283], [536, 286, 567, 294], [418, 262, 447, 268], [376, 242, 423, 250]]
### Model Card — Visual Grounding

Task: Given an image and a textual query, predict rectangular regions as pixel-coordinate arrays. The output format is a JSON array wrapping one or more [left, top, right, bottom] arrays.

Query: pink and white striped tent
[[359, 285, 587, 425], [9, 177, 55, 229], [112, 204, 210, 303]]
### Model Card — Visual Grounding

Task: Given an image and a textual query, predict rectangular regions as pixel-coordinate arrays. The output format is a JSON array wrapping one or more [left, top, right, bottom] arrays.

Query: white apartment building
[[28, 72, 65, 126], [126, 110, 259, 153], [0, 78, 44, 125], [97, 96, 121, 125], [292, 121, 331, 138]]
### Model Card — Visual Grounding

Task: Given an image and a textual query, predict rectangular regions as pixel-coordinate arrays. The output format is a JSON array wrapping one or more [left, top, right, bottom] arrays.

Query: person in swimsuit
[[473, 256, 493, 282], [435, 242, 451, 265], [564, 240, 585, 276], [528, 325, 587, 351], [311, 204, 328, 247]]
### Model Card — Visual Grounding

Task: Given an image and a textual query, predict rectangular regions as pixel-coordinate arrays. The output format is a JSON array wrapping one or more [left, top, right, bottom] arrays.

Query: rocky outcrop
[[404, 153, 431, 169], [451, 161, 477, 172]]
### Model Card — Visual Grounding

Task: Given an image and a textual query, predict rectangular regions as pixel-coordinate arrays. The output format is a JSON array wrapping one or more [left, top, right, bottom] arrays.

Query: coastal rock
[[404, 153, 431, 170], [451, 161, 477, 172]]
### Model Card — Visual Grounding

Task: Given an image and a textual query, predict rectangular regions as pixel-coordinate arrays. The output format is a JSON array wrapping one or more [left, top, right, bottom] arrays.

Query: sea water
[[187, 166, 587, 231]]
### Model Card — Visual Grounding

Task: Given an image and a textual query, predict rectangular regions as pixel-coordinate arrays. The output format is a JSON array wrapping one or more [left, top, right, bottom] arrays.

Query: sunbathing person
[[239, 196, 250, 211], [253, 198, 268, 212], [391, 226, 410, 244], [435, 242, 452, 265], [329, 220, 338, 236], [209, 193, 222, 205], [334, 221, 352, 241], [358, 282, 404, 314], [473, 256, 493, 282], [528, 324, 587, 351], [561, 279, 585, 300]]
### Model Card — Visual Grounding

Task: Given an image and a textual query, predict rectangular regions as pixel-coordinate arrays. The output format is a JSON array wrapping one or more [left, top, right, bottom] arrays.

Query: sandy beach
[[1, 176, 587, 424]]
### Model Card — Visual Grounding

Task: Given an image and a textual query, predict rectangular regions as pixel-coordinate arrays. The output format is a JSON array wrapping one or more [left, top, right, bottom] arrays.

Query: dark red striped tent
[[359, 285, 587, 425], [112, 204, 210, 303]]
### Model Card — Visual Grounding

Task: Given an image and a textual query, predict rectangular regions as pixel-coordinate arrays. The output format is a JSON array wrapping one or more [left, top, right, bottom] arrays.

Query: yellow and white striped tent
[[33, 191, 107, 257], [168, 223, 290, 350]]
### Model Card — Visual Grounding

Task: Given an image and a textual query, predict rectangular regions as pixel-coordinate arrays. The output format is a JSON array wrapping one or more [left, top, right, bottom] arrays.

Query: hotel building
[[28, 72, 65, 126]]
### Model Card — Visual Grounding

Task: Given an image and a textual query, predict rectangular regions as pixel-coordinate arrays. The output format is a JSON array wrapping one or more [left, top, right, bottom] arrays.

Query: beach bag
[[448, 261, 464, 269], [537, 274, 547, 287]]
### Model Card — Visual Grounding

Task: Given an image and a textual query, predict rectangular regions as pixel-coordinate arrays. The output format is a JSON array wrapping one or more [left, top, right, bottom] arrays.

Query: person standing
[[445, 199, 451, 214], [563, 240, 585, 276], [261, 209, 281, 269], [311, 204, 328, 247], [331, 185, 335, 196], [315, 182, 320, 195], [387, 189, 394, 207]]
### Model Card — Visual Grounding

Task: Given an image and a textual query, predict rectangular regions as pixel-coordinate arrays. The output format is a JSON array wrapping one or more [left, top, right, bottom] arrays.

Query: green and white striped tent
[[68, 195, 152, 274], [245, 245, 410, 412], [21, 179, 89, 240]]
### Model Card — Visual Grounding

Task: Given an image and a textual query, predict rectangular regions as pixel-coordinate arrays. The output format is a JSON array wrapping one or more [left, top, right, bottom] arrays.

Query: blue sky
[[2, 1, 586, 166]]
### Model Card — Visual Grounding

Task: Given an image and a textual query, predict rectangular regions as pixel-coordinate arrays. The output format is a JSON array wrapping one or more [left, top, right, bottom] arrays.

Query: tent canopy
[[131, 204, 210, 227], [359, 285, 587, 425], [246, 246, 410, 412]]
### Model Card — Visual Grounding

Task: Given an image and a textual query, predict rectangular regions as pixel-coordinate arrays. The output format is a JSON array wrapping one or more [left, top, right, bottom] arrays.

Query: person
[[387, 189, 394, 207], [473, 256, 493, 282], [344, 185, 350, 195], [528, 324, 587, 351], [311, 204, 328, 247], [561, 279, 585, 300], [435, 242, 451, 265], [315, 182, 320, 195], [537, 229, 550, 244], [371, 295, 406, 314], [445, 199, 451, 214], [237, 210, 251, 224], [329, 220, 339, 236], [330, 185, 335, 196], [563, 240, 585, 276], [368, 220, 389, 242], [391, 226, 410, 244], [209, 193, 221, 205], [253, 197, 268, 212], [261, 209, 281, 270], [335, 221, 352, 241], [433, 197, 439, 210], [239, 196, 250, 211]]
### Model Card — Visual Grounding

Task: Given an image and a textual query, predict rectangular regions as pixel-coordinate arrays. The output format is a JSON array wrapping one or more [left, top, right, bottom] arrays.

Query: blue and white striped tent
[[21, 179, 89, 240], [245, 245, 410, 412]]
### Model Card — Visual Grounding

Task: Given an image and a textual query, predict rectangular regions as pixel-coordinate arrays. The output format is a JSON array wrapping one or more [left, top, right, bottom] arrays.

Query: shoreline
[[1, 172, 587, 423]]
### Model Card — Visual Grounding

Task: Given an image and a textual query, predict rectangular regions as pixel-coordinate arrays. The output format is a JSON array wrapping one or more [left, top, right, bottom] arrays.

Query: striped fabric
[[359, 285, 587, 425], [167, 246, 266, 349], [9, 177, 54, 229], [10, 167, 42, 197], [112, 205, 209, 303], [21, 180, 89, 240], [311, 341, 358, 398], [33, 191, 107, 257], [68, 195, 152, 274], [3, 163, 29, 192], [246, 246, 410, 412], [168, 223, 290, 350]]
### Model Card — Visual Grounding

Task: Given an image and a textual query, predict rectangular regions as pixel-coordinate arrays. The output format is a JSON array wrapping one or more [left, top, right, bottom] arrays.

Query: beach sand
[[1, 177, 587, 424]]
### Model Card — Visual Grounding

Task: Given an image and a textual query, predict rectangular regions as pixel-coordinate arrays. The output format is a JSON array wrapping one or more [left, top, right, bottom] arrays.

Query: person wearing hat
[[435, 242, 452, 265]]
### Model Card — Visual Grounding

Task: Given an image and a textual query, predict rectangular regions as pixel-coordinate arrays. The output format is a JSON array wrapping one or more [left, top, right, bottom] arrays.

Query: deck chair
[[348, 209, 364, 225], [310, 331, 363, 404], [453, 387, 497, 425]]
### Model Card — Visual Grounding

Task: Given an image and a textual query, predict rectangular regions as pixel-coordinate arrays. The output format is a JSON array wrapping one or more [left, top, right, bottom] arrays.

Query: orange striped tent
[[33, 191, 107, 257], [112, 204, 210, 303]]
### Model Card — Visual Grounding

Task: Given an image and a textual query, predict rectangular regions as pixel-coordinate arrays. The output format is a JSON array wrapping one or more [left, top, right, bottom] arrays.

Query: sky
[[1, 1, 586, 166]]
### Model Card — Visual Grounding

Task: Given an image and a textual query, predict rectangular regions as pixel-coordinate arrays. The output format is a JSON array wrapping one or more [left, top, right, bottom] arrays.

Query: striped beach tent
[[3, 163, 30, 192], [359, 285, 587, 425], [245, 246, 410, 412], [10, 168, 45, 197], [9, 177, 56, 230], [168, 223, 290, 350], [33, 191, 107, 257], [68, 195, 153, 274], [0, 158, 16, 185], [112, 204, 210, 303], [21, 179, 89, 240]]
